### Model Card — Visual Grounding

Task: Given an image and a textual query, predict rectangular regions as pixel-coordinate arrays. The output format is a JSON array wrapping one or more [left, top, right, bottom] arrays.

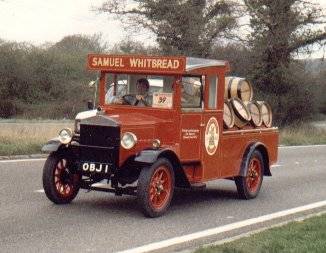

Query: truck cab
[[42, 54, 278, 217]]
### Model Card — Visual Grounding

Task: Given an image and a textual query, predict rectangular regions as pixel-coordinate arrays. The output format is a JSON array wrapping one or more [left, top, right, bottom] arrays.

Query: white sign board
[[152, 92, 173, 109]]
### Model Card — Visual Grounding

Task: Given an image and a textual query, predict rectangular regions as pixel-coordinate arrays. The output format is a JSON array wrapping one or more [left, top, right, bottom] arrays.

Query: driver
[[113, 78, 152, 106], [133, 78, 152, 106]]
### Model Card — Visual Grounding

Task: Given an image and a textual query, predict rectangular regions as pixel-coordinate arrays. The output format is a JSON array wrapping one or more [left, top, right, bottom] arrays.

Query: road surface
[[0, 145, 325, 253]]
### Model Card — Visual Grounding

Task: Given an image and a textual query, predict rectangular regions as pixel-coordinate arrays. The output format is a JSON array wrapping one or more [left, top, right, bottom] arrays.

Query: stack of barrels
[[223, 77, 273, 129]]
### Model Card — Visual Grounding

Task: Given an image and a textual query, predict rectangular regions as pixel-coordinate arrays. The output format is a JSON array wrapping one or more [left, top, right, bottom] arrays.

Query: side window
[[181, 76, 202, 108], [208, 75, 218, 109]]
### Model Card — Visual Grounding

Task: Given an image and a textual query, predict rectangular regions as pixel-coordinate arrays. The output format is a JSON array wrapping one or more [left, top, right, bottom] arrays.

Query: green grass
[[280, 123, 326, 146], [0, 121, 73, 156], [0, 121, 325, 156], [195, 214, 326, 253]]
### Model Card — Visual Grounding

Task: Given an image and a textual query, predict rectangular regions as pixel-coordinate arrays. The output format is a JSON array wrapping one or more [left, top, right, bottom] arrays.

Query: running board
[[190, 182, 206, 189], [80, 183, 137, 196]]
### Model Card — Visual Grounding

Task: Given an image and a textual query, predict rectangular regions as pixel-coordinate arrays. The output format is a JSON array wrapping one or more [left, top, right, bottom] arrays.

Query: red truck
[[42, 54, 278, 217]]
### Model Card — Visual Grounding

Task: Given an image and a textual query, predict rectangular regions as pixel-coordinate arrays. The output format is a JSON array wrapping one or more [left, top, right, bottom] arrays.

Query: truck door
[[201, 74, 223, 180], [179, 76, 203, 162]]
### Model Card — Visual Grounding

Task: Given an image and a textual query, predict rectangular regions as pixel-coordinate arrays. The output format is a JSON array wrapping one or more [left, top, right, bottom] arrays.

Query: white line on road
[[271, 164, 282, 168], [117, 200, 326, 253], [0, 158, 46, 163], [34, 189, 45, 193], [279, 144, 326, 149]]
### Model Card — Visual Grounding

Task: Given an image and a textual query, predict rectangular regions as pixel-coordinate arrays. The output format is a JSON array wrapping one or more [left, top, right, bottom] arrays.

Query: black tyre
[[137, 158, 175, 218], [42, 152, 81, 204], [235, 150, 264, 199]]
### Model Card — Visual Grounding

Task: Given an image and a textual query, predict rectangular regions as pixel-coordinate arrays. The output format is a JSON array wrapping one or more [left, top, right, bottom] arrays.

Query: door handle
[[200, 123, 205, 127]]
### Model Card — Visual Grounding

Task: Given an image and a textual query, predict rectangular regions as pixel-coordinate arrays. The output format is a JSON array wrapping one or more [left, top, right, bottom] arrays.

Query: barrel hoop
[[237, 79, 244, 100], [227, 77, 236, 98]]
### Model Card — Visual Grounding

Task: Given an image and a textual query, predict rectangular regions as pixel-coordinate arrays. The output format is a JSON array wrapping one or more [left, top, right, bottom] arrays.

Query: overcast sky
[[0, 0, 325, 58]]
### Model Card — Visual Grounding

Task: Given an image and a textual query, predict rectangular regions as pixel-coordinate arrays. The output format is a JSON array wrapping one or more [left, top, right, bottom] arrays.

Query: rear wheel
[[43, 152, 81, 204], [235, 150, 264, 199], [137, 158, 175, 217]]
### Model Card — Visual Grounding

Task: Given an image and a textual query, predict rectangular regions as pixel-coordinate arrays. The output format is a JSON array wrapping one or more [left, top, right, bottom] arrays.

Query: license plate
[[80, 162, 112, 174]]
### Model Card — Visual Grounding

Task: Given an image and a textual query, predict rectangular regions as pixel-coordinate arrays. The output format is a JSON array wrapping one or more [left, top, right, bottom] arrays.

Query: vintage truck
[[42, 54, 278, 217]]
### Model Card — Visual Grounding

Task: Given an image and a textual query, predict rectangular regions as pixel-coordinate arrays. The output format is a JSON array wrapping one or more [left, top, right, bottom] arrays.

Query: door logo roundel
[[205, 117, 219, 156]]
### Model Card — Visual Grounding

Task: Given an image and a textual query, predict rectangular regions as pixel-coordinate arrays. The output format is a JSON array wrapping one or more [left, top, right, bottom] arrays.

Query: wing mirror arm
[[88, 76, 100, 110]]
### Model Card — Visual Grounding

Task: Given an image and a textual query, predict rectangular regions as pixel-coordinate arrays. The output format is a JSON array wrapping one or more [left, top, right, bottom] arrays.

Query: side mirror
[[88, 80, 96, 88], [87, 100, 93, 110]]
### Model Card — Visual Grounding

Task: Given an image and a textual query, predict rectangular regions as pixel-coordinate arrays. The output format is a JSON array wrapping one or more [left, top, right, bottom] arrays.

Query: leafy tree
[[97, 0, 238, 56], [0, 34, 106, 118], [243, 0, 326, 124], [110, 38, 160, 55]]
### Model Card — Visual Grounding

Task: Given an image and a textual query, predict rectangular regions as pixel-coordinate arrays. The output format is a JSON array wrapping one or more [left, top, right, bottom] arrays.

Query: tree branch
[[289, 31, 326, 52]]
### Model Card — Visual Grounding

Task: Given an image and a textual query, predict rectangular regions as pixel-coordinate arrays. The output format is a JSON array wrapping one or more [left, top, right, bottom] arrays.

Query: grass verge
[[0, 121, 73, 156], [195, 213, 326, 253], [0, 121, 325, 156], [280, 123, 326, 146]]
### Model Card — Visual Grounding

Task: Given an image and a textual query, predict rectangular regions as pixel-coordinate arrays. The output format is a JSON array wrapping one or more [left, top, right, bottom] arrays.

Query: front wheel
[[235, 150, 264, 199], [42, 152, 81, 204], [137, 158, 175, 218]]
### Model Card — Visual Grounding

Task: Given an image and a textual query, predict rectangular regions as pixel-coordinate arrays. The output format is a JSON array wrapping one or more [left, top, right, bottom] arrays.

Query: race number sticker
[[152, 92, 173, 108], [205, 117, 219, 156]]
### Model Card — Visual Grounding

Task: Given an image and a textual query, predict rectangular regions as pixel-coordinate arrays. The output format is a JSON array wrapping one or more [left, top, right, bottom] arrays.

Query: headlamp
[[121, 132, 137, 149], [58, 128, 73, 144]]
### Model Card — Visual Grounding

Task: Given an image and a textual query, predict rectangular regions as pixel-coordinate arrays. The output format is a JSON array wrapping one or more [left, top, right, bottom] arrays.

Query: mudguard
[[239, 142, 272, 177], [134, 149, 164, 164], [41, 138, 64, 153], [135, 148, 190, 188]]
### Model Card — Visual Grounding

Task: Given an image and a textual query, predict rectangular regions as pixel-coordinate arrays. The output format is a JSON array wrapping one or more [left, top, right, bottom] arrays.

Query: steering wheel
[[121, 94, 137, 105]]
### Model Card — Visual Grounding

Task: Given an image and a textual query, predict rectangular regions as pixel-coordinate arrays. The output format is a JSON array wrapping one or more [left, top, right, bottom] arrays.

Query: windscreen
[[105, 73, 175, 109]]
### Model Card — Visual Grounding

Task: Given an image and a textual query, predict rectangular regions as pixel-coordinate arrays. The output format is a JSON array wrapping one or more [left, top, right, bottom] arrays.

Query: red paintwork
[[90, 54, 278, 184]]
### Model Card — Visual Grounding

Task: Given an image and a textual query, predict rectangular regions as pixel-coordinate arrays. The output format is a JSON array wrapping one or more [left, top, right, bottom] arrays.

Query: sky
[[0, 0, 325, 58]]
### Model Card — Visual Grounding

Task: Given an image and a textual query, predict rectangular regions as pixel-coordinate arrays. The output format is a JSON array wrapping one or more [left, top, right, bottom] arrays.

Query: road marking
[[206, 210, 326, 248], [34, 189, 45, 193], [117, 200, 326, 253], [279, 144, 326, 149], [271, 164, 282, 168], [0, 158, 46, 163]]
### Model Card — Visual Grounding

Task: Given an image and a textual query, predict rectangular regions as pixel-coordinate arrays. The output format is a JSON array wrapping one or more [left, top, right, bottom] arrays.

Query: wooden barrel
[[257, 101, 272, 127], [245, 101, 262, 127], [230, 98, 251, 128], [224, 76, 253, 102], [223, 100, 235, 129]]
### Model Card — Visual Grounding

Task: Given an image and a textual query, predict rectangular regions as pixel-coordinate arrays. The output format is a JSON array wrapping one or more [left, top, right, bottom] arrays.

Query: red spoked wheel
[[54, 158, 79, 198], [43, 152, 81, 204], [235, 150, 264, 199], [149, 165, 172, 210], [246, 157, 262, 194], [138, 158, 175, 218]]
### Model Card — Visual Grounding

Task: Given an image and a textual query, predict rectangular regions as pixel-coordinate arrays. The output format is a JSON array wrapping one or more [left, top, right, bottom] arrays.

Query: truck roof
[[186, 57, 228, 71]]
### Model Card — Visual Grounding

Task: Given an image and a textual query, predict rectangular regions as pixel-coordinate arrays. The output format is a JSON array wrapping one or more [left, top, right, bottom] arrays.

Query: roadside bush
[[0, 100, 17, 118], [251, 61, 316, 126]]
